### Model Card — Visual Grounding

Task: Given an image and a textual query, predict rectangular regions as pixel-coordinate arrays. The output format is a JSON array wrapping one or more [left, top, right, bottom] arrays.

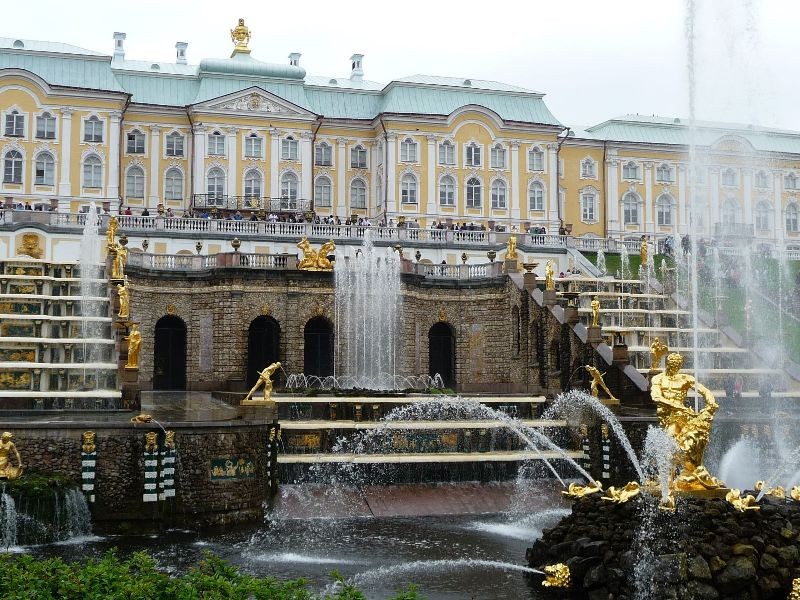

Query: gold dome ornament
[[230, 18, 251, 55]]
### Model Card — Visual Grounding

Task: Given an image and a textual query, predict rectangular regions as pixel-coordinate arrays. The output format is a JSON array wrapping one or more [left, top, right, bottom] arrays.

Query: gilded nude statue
[[590, 296, 600, 327], [506, 235, 517, 261], [0, 432, 23, 480], [124, 323, 141, 369], [242, 362, 281, 405], [117, 282, 129, 319], [545, 260, 555, 291]]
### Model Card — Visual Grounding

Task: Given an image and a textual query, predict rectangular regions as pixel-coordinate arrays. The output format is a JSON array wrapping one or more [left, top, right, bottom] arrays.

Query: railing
[[191, 194, 313, 213], [530, 234, 568, 248], [127, 252, 295, 271], [411, 261, 504, 279]]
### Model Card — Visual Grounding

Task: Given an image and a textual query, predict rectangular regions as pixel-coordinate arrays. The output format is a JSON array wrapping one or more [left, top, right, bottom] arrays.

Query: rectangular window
[[438, 143, 455, 165], [400, 140, 417, 163], [582, 194, 595, 221], [166, 134, 184, 157], [351, 146, 367, 168], [84, 119, 103, 143], [126, 131, 145, 154], [35, 158, 54, 185], [208, 134, 225, 156], [281, 138, 298, 160], [4, 112, 24, 137], [315, 144, 332, 166], [36, 115, 56, 139], [528, 149, 544, 171], [245, 136, 263, 158], [440, 183, 454, 206], [466, 145, 481, 167], [490, 146, 506, 169]]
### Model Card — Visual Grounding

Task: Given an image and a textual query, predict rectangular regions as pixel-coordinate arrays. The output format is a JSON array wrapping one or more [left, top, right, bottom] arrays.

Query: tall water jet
[[78, 203, 104, 388], [334, 230, 401, 390], [596, 248, 607, 276]]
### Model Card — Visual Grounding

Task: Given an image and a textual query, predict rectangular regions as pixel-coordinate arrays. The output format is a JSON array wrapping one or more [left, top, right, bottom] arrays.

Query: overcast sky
[[9, 0, 799, 131]]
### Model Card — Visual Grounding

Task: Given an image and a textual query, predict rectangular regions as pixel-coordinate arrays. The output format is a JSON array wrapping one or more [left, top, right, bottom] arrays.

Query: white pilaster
[[192, 124, 206, 198], [149, 125, 160, 206], [607, 159, 619, 233], [644, 162, 654, 233], [108, 111, 122, 202], [226, 128, 237, 199], [336, 137, 347, 218], [269, 128, 280, 199], [709, 167, 720, 233], [774, 170, 784, 244], [547, 144, 558, 225], [300, 132, 313, 204], [58, 108, 73, 197], [426, 135, 436, 217], [369, 142, 378, 217], [742, 168, 753, 225], [510, 143, 520, 220], [386, 134, 397, 214], [677, 165, 688, 235]]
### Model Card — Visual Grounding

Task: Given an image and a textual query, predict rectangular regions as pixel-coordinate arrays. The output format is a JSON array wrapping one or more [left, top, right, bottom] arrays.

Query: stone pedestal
[[543, 289, 557, 306], [612, 343, 629, 366], [504, 258, 518, 273], [587, 325, 603, 345], [564, 305, 579, 325], [523, 271, 538, 292], [239, 404, 277, 422]]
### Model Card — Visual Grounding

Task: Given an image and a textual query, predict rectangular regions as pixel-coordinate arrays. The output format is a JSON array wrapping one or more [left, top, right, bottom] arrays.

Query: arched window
[[350, 178, 367, 208], [581, 190, 597, 222], [125, 166, 145, 198], [581, 158, 596, 178], [244, 169, 262, 198], [84, 116, 103, 142], [439, 175, 455, 206], [315, 142, 332, 166], [622, 192, 639, 225], [207, 167, 225, 198], [244, 132, 263, 158], [82, 155, 102, 188], [656, 163, 673, 183], [656, 194, 673, 226], [721, 168, 737, 187], [528, 181, 544, 211], [3, 150, 22, 184], [754, 201, 771, 231], [36, 112, 56, 139], [4, 110, 24, 137], [722, 198, 738, 225], [755, 170, 769, 188], [490, 144, 506, 169], [400, 173, 417, 204], [438, 140, 455, 165], [166, 132, 184, 157], [314, 176, 332, 207], [623, 161, 639, 180], [528, 146, 544, 171], [280, 172, 298, 208], [466, 177, 482, 208], [400, 137, 417, 162], [34, 152, 55, 185], [350, 144, 367, 169], [165, 168, 183, 200], [466, 142, 481, 167], [785, 173, 798, 191], [491, 179, 506, 209], [126, 129, 145, 154], [208, 131, 225, 156], [786, 204, 799, 233]]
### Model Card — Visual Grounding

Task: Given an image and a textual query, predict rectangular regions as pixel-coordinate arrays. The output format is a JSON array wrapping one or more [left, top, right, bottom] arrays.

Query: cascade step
[[277, 450, 584, 464], [280, 419, 567, 430]]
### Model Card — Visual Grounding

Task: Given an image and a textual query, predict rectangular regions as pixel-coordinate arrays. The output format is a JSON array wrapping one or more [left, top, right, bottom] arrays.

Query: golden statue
[[754, 481, 785, 499], [650, 338, 668, 371], [545, 260, 555, 291], [117, 283, 129, 319], [242, 362, 281, 405], [792, 486, 800, 502], [106, 216, 118, 249], [725, 489, 760, 512], [165, 431, 175, 450], [650, 352, 724, 492], [790, 578, 800, 600], [111, 245, 128, 280], [16, 233, 42, 259], [506, 235, 517, 261], [123, 323, 141, 369], [230, 18, 251, 53], [542, 563, 570, 588], [82, 431, 96, 454], [601, 481, 640, 503], [130, 413, 152, 423], [585, 365, 618, 403], [640, 236, 648, 266], [590, 296, 600, 327], [145, 431, 158, 453], [0, 432, 23, 480], [658, 492, 677, 512], [562, 482, 603, 499], [317, 240, 336, 269], [297, 237, 335, 271]]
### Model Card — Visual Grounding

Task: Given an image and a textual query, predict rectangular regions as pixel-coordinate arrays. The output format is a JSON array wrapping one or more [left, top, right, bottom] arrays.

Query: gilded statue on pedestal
[[562, 482, 603, 499], [649, 337, 668, 371], [545, 260, 555, 291], [506, 235, 517, 261], [590, 296, 600, 327], [242, 362, 281, 405], [601, 481, 640, 503], [124, 323, 141, 369], [230, 18, 251, 53], [106, 216, 118, 249], [297, 237, 335, 271], [542, 563, 570, 588], [111, 245, 128, 280], [0, 432, 23, 480], [650, 353, 724, 491], [117, 282, 129, 319], [585, 365, 618, 403], [640, 236, 648, 266]]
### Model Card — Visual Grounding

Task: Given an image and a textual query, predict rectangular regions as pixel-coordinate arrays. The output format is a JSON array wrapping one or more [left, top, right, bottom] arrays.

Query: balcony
[[191, 194, 313, 213]]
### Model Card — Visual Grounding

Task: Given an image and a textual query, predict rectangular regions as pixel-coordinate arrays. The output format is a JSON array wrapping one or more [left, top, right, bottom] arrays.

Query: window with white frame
[[786, 203, 799, 233], [400, 173, 417, 204], [125, 166, 145, 198], [466, 177, 481, 208], [281, 136, 298, 160], [691, 167, 707, 185], [722, 198, 738, 224], [126, 129, 145, 154], [207, 167, 225, 198], [3, 150, 22, 183], [245, 133, 263, 158], [438, 140, 455, 165], [622, 161, 639, 180], [755, 170, 769, 188], [490, 144, 506, 169], [36, 112, 56, 139], [34, 152, 54, 185], [166, 132, 184, 157], [351, 179, 367, 208], [208, 131, 225, 156], [690, 196, 706, 226], [491, 179, 507, 209], [785, 173, 798, 190], [351, 145, 367, 169], [315, 142, 332, 166], [244, 169, 262, 197], [315, 176, 332, 207], [465, 142, 481, 167], [580, 158, 596, 178], [280, 172, 298, 207], [721, 168, 737, 187], [439, 175, 455, 206], [84, 116, 103, 142], [528, 146, 544, 171], [528, 181, 544, 211], [82, 155, 102, 188], [581, 191, 597, 222], [165, 168, 183, 200], [400, 137, 417, 162], [754, 201, 771, 231], [622, 192, 639, 224], [656, 163, 673, 183], [656, 194, 673, 226], [4, 110, 24, 137]]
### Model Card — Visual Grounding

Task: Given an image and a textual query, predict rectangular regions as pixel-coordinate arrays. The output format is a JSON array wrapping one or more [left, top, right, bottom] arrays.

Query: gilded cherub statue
[[562, 482, 603, 499], [725, 489, 760, 512], [601, 481, 641, 503], [585, 365, 618, 403], [590, 296, 600, 327], [242, 362, 282, 405], [506, 235, 517, 261], [230, 18, 251, 52], [651, 352, 724, 491], [117, 282, 129, 319], [649, 337, 668, 371], [545, 260, 555, 291], [123, 323, 141, 369], [0, 432, 23, 480], [542, 563, 570, 588]]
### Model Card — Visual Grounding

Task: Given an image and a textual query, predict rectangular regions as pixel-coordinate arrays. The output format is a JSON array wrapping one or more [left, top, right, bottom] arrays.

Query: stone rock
[[759, 552, 779, 572], [731, 543, 757, 557], [685, 580, 720, 600], [709, 555, 727, 573], [716, 556, 757, 593], [651, 553, 687, 585], [774, 545, 799, 565], [583, 564, 607, 589], [688, 555, 712, 581], [579, 540, 610, 557]]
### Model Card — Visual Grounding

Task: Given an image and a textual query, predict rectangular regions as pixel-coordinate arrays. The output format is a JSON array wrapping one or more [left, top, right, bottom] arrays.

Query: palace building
[[1, 20, 799, 251]]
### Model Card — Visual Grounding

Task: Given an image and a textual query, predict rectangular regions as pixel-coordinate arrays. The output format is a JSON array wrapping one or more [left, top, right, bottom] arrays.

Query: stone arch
[[428, 321, 456, 388], [304, 316, 334, 377], [153, 315, 186, 390], [247, 316, 281, 387]]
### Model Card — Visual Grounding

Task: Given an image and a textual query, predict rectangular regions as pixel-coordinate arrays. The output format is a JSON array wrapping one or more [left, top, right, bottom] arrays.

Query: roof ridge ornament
[[230, 18, 251, 57]]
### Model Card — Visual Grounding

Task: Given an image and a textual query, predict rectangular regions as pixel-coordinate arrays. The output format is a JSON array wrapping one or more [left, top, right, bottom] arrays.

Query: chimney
[[176, 42, 188, 65], [113, 32, 126, 60], [349, 53, 364, 81], [288, 52, 301, 67]]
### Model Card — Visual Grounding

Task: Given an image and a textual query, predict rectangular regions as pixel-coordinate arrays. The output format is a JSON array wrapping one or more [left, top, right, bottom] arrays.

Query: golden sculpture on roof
[[230, 18, 251, 54]]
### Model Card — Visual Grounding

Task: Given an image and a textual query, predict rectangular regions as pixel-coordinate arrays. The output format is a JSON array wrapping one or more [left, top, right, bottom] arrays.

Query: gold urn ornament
[[230, 18, 251, 54]]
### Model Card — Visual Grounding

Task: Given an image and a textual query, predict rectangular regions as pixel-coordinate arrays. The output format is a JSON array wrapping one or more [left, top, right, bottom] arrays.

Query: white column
[[369, 142, 378, 217], [677, 165, 688, 235], [547, 143, 558, 225], [300, 132, 313, 206], [148, 125, 160, 207], [742, 168, 753, 225], [386, 134, 397, 215], [510, 143, 520, 220], [606, 159, 619, 234], [192, 124, 206, 199], [58, 108, 73, 197], [269, 128, 280, 199], [108, 111, 122, 202], [774, 171, 784, 245], [709, 167, 720, 234], [336, 137, 347, 218], [226, 128, 237, 200], [426, 135, 436, 218], [644, 162, 654, 233]]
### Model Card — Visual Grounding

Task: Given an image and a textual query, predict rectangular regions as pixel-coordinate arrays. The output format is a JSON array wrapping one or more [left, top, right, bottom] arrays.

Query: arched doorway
[[153, 315, 186, 390], [429, 322, 455, 388], [247, 316, 281, 387], [304, 317, 334, 377]]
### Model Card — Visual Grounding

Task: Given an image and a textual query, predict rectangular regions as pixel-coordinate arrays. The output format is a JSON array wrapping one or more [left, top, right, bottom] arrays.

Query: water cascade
[[78, 203, 105, 388]]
